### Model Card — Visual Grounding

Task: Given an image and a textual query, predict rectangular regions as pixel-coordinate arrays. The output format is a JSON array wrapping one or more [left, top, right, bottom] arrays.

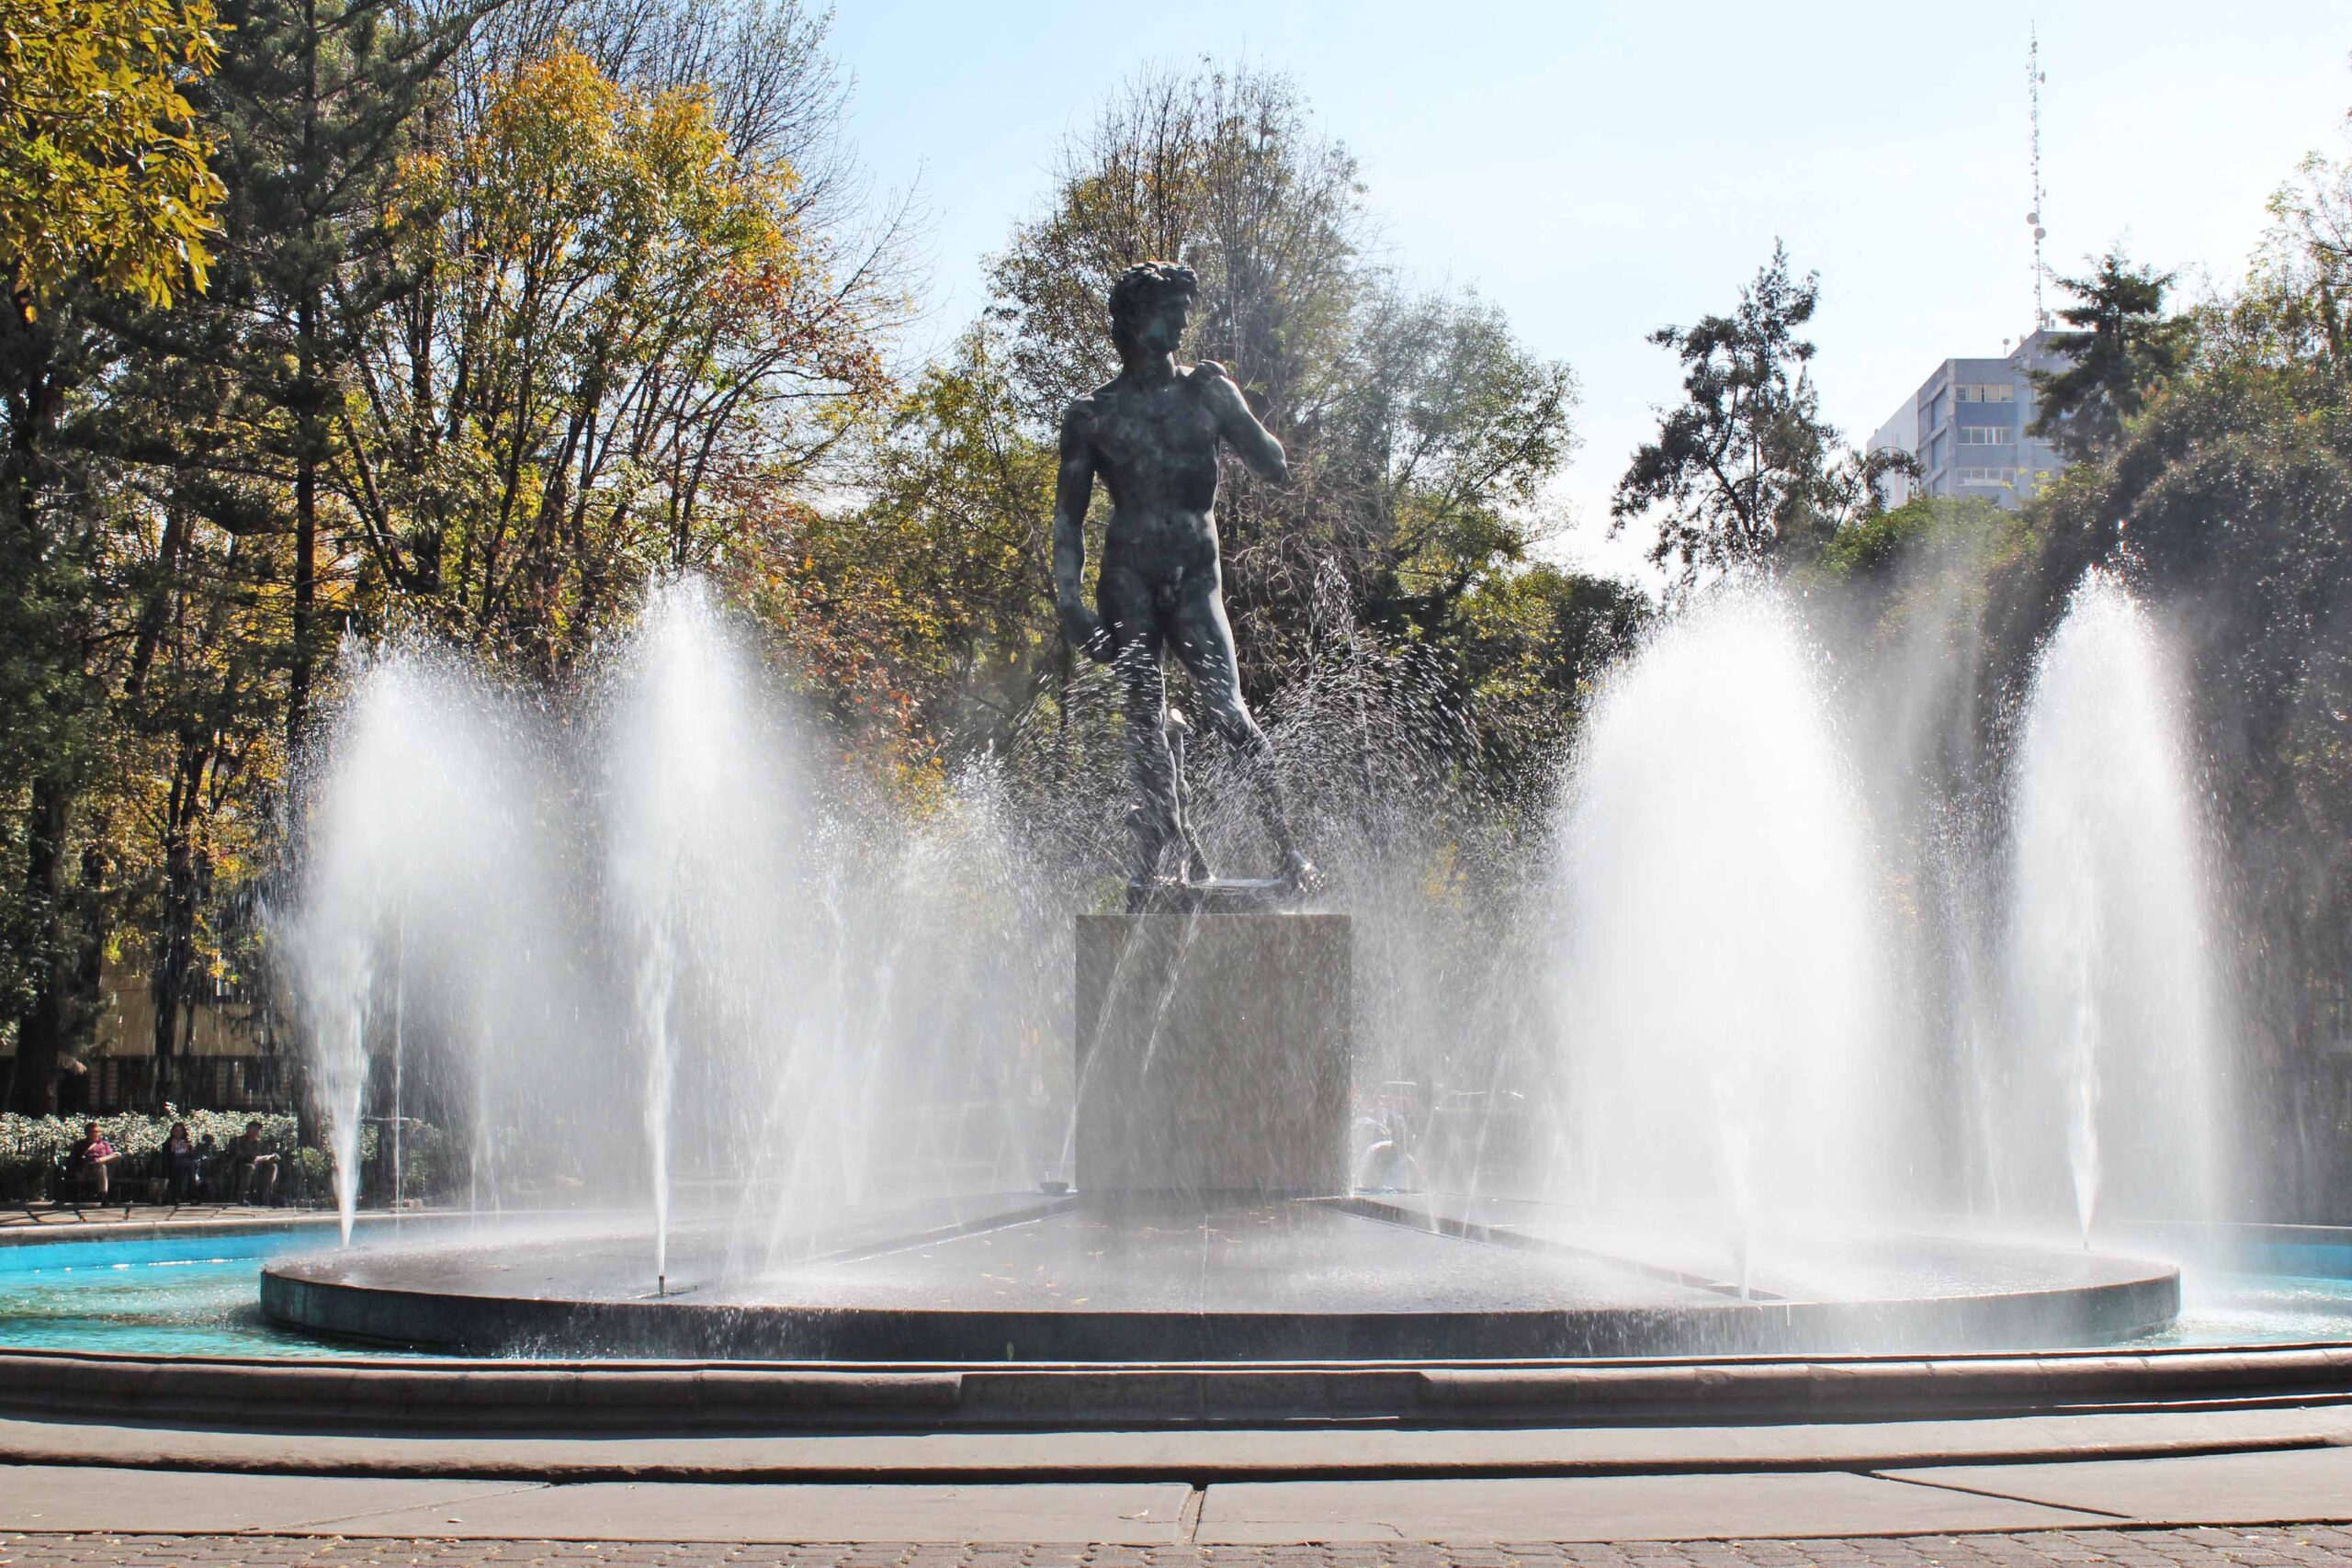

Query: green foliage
[[0, 0, 229, 1115], [2020, 341, 2352, 1209], [774, 324, 1056, 754], [0, 34, 1601, 904], [1613, 242, 1904, 586], [1453, 564, 1649, 773], [1816, 494, 2023, 584], [293, 1143, 332, 1194], [2206, 128, 2352, 388], [382, 1117, 461, 1200], [2028, 250, 2189, 462], [0, 1107, 298, 1196], [1336, 287, 1581, 624], [1833, 175, 2352, 1200]]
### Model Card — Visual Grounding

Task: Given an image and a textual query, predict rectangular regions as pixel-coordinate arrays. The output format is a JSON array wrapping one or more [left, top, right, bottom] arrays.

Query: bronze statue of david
[[1053, 262, 1313, 908]]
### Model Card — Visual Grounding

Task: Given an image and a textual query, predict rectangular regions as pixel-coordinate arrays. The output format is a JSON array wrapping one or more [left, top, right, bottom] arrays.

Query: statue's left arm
[[1194, 362, 1289, 483]]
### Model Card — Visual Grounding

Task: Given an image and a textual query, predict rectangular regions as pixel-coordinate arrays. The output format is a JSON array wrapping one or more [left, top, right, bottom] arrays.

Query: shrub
[[0, 1109, 384, 1203]]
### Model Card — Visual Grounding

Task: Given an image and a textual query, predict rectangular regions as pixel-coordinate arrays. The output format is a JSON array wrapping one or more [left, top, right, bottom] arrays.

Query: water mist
[[601, 580, 819, 1289], [1546, 589, 1895, 1269], [289, 649, 571, 1242], [2005, 570, 2232, 1236]]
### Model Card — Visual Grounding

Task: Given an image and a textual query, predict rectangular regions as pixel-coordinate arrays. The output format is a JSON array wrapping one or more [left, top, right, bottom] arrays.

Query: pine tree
[[182, 0, 486, 758], [1612, 243, 1905, 586], [2028, 251, 2188, 462]]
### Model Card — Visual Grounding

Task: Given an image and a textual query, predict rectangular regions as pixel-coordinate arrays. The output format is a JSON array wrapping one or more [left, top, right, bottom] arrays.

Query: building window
[[1957, 383, 2017, 402], [1954, 466, 2017, 487], [1957, 425, 2011, 445]]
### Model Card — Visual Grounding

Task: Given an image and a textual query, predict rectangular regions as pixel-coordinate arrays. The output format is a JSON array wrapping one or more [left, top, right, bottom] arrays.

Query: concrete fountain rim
[[6, 1213, 2346, 1435]]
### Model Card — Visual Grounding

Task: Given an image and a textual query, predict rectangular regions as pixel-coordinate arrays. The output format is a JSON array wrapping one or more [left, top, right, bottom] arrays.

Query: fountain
[[2003, 569, 2233, 1238], [260, 565, 2192, 1363], [1544, 589, 1896, 1267], [258, 273, 2212, 1376], [600, 580, 823, 1290], [288, 646, 598, 1244]]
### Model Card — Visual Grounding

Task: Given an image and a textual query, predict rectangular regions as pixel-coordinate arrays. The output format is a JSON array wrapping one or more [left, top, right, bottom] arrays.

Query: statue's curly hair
[[1108, 261, 1199, 356]]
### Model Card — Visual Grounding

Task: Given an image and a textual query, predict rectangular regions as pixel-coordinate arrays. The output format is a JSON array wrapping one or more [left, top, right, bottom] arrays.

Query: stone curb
[[4, 1343, 2351, 1434], [0, 1212, 347, 1247]]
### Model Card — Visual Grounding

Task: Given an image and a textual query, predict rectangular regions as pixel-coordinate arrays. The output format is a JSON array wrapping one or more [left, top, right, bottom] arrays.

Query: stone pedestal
[[1074, 912, 1351, 1197]]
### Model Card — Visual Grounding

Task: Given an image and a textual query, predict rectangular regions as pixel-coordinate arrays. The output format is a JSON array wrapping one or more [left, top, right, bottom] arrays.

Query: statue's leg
[[1169, 570, 1311, 884], [1162, 710, 1214, 883], [1098, 569, 1179, 895]]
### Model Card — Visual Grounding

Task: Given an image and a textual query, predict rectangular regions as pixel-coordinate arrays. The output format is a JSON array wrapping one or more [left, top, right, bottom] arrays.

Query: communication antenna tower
[[2027, 27, 2050, 332]]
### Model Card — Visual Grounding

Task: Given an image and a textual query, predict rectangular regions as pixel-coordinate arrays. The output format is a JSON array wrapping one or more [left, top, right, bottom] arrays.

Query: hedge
[[1, 1109, 313, 1201]]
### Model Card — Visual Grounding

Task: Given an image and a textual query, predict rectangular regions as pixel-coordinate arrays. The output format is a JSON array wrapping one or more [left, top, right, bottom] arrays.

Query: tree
[[768, 324, 1057, 754], [0, 0, 226, 1112], [987, 64, 1367, 688], [2027, 250, 2187, 462], [197, 0, 487, 758], [111, 508, 287, 1070], [1832, 211, 2352, 1207], [988, 62, 1361, 434], [0, 0, 225, 311], [1611, 242, 1901, 586], [1453, 563, 1648, 779], [343, 42, 890, 671], [35, 0, 481, 1104], [1330, 287, 1580, 637], [2226, 134, 2352, 383]]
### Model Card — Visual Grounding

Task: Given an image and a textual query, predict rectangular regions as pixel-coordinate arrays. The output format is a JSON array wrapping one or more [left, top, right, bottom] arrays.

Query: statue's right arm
[[1052, 401, 1111, 663]]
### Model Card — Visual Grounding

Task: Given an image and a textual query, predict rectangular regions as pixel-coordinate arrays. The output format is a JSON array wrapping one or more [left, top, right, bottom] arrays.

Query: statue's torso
[[1083, 369, 1224, 577]]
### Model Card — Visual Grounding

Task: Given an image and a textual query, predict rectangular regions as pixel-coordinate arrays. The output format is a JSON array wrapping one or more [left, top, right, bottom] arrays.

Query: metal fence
[[1, 1055, 297, 1114]]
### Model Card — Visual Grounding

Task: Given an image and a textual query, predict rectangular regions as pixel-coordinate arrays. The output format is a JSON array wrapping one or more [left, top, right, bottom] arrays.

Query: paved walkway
[[9, 1407, 2352, 1486], [4, 1447, 2352, 1546], [5, 1418, 2352, 1559], [6, 1528, 2352, 1567]]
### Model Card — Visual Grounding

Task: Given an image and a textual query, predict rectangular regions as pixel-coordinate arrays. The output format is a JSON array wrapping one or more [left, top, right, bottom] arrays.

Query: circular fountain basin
[[261, 1191, 2179, 1362]]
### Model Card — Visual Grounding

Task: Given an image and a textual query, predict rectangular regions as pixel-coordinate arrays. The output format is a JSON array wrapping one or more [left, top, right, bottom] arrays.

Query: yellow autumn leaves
[[0, 0, 226, 311]]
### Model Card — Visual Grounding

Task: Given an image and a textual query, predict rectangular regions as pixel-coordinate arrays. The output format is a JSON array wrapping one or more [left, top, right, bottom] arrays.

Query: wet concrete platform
[[257, 1193, 2180, 1362]]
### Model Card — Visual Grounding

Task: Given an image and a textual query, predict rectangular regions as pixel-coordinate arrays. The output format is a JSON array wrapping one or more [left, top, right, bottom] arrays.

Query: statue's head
[[1109, 261, 1198, 361]]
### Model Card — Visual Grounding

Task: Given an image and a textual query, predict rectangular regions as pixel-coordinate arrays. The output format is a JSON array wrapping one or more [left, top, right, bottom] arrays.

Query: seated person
[[161, 1121, 204, 1204], [65, 1122, 120, 1201], [226, 1121, 280, 1204]]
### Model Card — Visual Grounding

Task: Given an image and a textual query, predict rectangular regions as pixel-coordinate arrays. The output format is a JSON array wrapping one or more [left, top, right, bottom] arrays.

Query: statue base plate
[[1125, 874, 1304, 914]]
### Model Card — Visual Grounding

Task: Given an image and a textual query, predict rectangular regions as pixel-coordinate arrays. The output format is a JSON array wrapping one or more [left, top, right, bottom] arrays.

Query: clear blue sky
[[829, 1, 2352, 581]]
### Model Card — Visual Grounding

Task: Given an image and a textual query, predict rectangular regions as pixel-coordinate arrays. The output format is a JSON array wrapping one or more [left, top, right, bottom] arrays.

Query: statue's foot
[[1125, 874, 1201, 912]]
